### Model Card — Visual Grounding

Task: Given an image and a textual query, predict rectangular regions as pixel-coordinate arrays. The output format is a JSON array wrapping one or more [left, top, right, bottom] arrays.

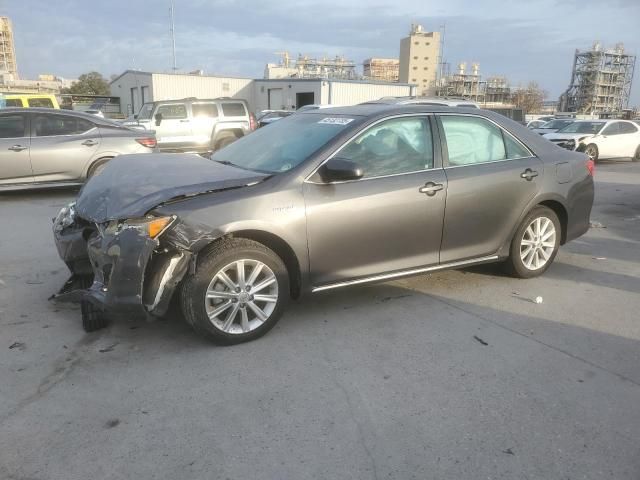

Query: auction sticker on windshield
[[318, 117, 354, 125]]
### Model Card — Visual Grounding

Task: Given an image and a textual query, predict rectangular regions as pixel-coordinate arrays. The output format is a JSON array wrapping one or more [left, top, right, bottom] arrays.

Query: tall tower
[[0, 16, 17, 78], [399, 24, 440, 95]]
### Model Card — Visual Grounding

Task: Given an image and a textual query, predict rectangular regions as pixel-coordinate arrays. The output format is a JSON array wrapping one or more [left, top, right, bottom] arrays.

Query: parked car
[[121, 97, 255, 153], [532, 118, 575, 135], [2, 94, 60, 109], [256, 110, 292, 127], [527, 116, 555, 129], [365, 96, 480, 108], [544, 119, 640, 162], [0, 108, 156, 190], [53, 104, 594, 343], [83, 109, 105, 118]]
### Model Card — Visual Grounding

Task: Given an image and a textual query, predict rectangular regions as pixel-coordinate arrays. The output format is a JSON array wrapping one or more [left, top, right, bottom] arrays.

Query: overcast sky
[[5, 0, 640, 105]]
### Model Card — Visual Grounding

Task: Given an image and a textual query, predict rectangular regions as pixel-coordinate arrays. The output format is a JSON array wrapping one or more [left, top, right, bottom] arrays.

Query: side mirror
[[154, 113, 163, 126], [318, 158, 364, 183]]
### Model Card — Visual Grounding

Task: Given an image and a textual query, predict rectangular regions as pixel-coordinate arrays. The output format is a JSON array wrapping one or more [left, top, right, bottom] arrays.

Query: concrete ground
[[0, 162, 638, 480]]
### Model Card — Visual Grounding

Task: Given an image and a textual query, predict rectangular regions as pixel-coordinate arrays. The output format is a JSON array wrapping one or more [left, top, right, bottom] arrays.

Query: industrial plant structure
[[560, 42, 636, 115], [436, 63, 512, 106], [264, 52, 358, 80], [0, 16, 17, 78], [363, 58, 399, 82], [399, 24, 441, 95]]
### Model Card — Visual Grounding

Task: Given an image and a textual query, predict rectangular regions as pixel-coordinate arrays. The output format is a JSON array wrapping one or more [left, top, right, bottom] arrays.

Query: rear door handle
[[419, 182, 444, 196], [521, 169, 539, 181], [8, 145, 28, 152], [82, 140, 99, 146]]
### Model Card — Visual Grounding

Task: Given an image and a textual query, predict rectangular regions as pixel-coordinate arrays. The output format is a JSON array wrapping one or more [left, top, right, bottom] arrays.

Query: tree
[[61, 72, 111, 96], [511, 82, 547, 114]]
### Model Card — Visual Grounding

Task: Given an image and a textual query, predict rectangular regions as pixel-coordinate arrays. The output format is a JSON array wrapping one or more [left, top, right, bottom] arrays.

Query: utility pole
[[170, 0, 177, 71]]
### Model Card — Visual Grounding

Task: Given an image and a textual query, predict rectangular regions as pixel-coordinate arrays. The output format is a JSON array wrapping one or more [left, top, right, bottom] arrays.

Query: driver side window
[[337, 117, 433, 178], [602, 123, 621, 135]]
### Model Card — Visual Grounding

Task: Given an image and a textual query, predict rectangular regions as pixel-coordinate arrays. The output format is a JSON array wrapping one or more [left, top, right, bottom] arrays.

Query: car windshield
[[211, 113, 359, 173], [541, 119, 573, 129], [137, 103, 154, 121], [558, 121, 605, 134]]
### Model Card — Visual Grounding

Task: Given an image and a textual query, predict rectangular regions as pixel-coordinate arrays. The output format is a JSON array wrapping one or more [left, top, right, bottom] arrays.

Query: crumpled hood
[[543, 132, 594, 141], [76, 153, 268, 223]]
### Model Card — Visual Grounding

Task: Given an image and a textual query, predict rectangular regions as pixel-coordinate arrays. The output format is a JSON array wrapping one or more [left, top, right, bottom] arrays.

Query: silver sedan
[[0, 108, 157, 190]]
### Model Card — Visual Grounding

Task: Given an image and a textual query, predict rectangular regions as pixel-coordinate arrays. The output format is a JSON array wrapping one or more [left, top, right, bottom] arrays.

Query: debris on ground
[[502, 448, 515, 455], [592, 257, 607, 260], [25, 280, 44, 285], [104, 418, 120, 429], [99, 343, 118, 353], [473, 335, 488, 346], [534, 296, 543, 304], [9, 341, 25, 351], [589, 221, 606, 229]]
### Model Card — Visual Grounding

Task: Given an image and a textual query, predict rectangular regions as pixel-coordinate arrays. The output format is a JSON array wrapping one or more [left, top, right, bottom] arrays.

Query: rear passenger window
[[602, 123, 620, 135], [156, 104, 187, 119], [503, 132, 531, 159], [33, 115, 95, 136], [28, 98, 54, 108], [441, 116, 506, 166], [5, 99, 22, 107], [221, 103, 247, 117], [192, 103, 218, 118], [0, 114, 26, 138], [618, 122, 638, 134]]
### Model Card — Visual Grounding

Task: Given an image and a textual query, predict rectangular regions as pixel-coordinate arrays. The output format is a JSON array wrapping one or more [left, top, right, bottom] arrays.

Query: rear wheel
[[87, 157, 112, 179], [633, 145, 640, 162], [584, 144, 599, 163], [180, 238, 289, 345], [214, 136, 237, 151], [504, 206, 560, 279]]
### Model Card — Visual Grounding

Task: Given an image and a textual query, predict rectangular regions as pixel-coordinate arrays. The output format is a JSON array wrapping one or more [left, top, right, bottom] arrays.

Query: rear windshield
[[28, 98, 54, 108], [192, 103, 219, 118], [542, 119, 574, 129], [558, 122, 605, 134], [220, 103, 247, 117], [211, 114, 358, 173], [137, 103, 154, 121]]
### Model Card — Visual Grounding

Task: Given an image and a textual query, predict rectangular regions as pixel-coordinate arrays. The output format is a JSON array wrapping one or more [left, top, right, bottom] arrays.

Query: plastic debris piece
[[535, 296, 543, 304]]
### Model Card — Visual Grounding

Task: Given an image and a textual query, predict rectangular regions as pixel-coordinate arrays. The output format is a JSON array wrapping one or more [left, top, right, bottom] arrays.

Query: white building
[[110, 70, 415, 116]]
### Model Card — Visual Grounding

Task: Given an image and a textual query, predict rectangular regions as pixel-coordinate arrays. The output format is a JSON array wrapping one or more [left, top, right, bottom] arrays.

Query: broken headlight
[[53, 202, 76, 232], [115, 216, 176, 239]]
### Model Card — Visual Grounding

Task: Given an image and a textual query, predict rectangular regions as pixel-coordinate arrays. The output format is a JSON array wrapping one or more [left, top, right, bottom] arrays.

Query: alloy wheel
[[585, 145, 597, 161], [520, 217, 556, 271], [205, 259, 278, 334]]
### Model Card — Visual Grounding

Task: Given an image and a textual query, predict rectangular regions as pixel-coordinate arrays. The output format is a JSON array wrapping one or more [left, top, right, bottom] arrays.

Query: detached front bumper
[[52, 205, 191, 317]]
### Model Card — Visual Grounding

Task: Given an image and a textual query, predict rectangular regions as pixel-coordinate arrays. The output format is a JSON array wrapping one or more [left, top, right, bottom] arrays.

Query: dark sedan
[[53, 105, 594, 344]]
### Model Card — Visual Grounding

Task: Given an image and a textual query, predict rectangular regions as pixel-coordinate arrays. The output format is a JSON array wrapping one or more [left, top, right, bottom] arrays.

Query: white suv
[[543, 119, 640, 162]]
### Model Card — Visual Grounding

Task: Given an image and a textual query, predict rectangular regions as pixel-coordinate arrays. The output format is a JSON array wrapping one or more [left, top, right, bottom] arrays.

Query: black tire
[[87, 157, 112, 179], [81, 300, 109, 332], [214, 136, 237, 151], [504, 206, 561, 279], [584, 144, 599, 163], [180, 238, 289, 345], [633, 145, 640, 162]]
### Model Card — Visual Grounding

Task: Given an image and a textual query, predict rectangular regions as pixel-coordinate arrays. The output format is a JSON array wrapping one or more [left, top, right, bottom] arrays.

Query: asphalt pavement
[[0, 161, 638, 480]]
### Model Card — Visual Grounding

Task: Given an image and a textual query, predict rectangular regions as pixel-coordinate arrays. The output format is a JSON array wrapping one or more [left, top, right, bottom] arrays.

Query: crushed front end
[[52, 203, 192, 318]]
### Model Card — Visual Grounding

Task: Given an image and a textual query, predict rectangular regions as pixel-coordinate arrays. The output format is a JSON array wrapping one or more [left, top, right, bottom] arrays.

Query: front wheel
[[584, 144, 599, 163], [180, 238, 289, 345], [504, 206, 561, 279]]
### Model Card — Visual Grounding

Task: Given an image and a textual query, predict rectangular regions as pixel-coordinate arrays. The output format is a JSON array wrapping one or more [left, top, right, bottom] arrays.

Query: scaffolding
[[363, 58, 399, 82], [436, 63, 512, 105], [268, 52, 358, 80], [0, 17, 17, 77], [560, 42, 635, 115]]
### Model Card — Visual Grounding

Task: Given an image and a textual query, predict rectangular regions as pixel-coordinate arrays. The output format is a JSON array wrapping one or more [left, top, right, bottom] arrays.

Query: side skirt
[[311, 255, 500, 293]]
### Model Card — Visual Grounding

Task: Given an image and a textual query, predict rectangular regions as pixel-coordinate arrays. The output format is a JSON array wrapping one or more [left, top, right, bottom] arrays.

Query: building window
[[425, 42, 430, 46], [424, 57, 429, 60], [222, 82, 230, 92], [414, 41, 419, 45], [413, 56, 418, 60], [424, 67, 428, 70], [412, 78, 417, 82]]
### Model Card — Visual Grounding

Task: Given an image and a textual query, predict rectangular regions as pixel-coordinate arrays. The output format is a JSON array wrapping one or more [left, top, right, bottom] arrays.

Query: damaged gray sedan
[[53, 105, 594, 344]]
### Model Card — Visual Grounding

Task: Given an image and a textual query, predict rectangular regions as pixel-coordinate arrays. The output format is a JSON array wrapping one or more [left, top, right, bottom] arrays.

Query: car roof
[[296, 103, 492, 117], [148, 97, 248, 104], [0, 107, 122, 126]]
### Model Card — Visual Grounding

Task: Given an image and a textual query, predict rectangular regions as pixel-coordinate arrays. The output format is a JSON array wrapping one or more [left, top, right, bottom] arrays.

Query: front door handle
[[521, 169, 539, 181], [8, 144, 28, 152], [179, 119, 190, 123], [81, 139, 98, 147], [419, 182, 444, 196]]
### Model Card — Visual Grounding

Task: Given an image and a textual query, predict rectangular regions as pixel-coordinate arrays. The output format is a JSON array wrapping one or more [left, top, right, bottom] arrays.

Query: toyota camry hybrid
[[52, 105, 594, 344]]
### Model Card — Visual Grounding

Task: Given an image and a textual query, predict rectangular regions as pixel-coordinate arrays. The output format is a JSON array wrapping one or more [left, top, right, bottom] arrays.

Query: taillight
[[586, 158, 595, 176], [249, 113, 257, 131], [136, 137, 157, 148]]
